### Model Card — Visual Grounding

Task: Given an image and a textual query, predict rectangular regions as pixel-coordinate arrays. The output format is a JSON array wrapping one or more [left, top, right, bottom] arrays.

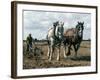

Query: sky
[[23, 10, 91, 40]]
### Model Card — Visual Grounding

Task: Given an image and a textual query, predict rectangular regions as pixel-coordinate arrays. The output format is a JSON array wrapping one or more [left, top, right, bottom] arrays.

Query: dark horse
[[63, 21, 84, 57]]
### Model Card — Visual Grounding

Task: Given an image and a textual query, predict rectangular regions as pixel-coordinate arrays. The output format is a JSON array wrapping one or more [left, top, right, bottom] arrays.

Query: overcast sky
[[23, 10, 91, 40]]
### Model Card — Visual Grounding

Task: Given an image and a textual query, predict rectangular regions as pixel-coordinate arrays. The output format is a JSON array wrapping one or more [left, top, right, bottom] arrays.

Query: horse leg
[[67, 44, 71, 56], [77, 43, 81, 50], [47, 45, 50, 58], [64, 44, 67, 58], [49, 46, 54, 61], [73, 43, 80, 57], [73, 44, 77, 57], [75, 43, 81, 56], [57, 46, 60, 61]]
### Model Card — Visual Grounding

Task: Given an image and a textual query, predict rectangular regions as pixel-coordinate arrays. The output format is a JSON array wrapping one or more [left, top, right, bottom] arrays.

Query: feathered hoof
[[57, 57, 60, 61], [64, 55, 67, 58], [47, 56, 50, 60], [57, 59, 60, 61], [74, 54, 77, 58], [48, 58, 52, 61]]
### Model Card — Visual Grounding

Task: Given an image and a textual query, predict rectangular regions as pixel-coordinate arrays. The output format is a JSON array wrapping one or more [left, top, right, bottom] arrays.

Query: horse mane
[[48, 23, 58, 37]]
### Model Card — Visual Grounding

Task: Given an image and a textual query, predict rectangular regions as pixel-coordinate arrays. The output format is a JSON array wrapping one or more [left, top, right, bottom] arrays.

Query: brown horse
[[63, 21, 84, 57]]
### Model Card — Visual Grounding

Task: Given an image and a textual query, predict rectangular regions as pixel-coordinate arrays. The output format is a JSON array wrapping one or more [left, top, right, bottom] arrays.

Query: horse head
[[76, 21, 84, 31], [53, 21, 59, 27], [76, 21, 84, 38], [55, 21, 64, 40]]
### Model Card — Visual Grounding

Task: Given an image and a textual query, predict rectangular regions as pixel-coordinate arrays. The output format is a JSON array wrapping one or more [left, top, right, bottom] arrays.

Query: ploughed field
[[23, 41, 91, 69]]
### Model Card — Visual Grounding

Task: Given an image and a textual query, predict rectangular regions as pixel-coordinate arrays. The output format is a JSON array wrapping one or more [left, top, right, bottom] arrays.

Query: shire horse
[[47, 21, 64, 61], [63, 21, 84, 57]]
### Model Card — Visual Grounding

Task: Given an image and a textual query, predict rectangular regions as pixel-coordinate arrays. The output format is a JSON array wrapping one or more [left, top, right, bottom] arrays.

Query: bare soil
[[23, 41, 91, 69]]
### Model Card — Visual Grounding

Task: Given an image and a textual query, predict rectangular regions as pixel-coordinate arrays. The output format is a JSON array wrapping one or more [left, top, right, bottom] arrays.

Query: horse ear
[[78, 21, 79, 24], [83, 22, 84, 24]]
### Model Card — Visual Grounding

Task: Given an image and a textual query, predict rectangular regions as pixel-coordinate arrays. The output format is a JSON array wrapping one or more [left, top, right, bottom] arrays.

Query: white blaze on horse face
[[56, 22, 64, 39], [77, 24, 84, 37]]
